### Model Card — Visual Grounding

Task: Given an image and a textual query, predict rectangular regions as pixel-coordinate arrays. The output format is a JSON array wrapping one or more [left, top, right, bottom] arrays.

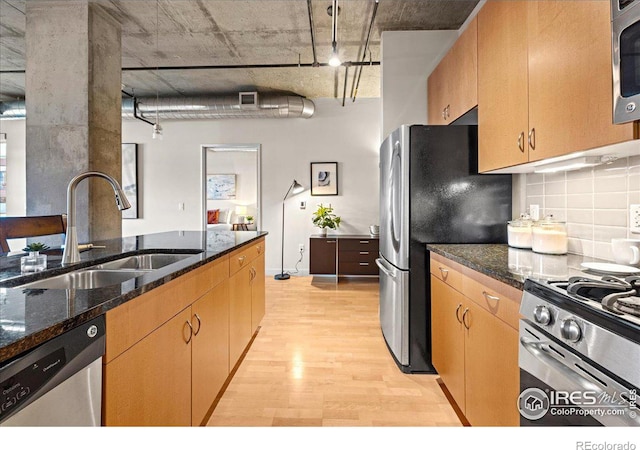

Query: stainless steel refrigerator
[[376, 125, 512, 373]]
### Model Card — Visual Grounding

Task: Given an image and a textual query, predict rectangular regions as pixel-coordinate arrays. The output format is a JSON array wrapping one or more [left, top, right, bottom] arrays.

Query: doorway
[[201, 144, 261, 231]]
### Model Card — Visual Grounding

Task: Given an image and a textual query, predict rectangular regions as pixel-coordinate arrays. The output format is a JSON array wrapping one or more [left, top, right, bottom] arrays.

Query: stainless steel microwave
[[612, 0, 640, 123]]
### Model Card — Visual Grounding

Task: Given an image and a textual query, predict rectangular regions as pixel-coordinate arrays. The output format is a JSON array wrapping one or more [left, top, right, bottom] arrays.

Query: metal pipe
[[0, 61, 380, 75], [342, 64, 349, 107], [352, 0, 379, 102], [306, 0, 319, 67]]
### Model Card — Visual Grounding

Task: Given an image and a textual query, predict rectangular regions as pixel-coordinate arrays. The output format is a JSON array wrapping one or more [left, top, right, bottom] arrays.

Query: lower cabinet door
[[464, 301, 520, 426], [103, 308, 192, 426], [229, 264, 253, 367], [191, 280, 229, 425], [431, 276, 466, 413], [251, 253, 266, 333]]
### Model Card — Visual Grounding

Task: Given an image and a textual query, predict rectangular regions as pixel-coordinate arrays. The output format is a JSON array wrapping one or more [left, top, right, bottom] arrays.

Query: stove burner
[[549, 274, 640, 319]]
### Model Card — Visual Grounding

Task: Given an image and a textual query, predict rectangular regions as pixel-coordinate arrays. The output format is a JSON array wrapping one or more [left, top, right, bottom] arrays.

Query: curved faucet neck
[[62, 171, 130, 266]]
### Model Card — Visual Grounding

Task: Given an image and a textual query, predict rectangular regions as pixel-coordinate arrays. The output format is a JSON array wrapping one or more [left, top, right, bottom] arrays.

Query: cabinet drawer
[[338, 260, 378, 275], [462, 273, 521, 331], [429, 256, 463, 292], [228, 239, 263, 276], [339, 250, 377, 263], [338, 238, 379, 252]]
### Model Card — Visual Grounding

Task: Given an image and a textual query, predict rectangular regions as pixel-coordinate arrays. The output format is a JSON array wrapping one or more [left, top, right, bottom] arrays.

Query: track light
[[329, 45, 341, 67]]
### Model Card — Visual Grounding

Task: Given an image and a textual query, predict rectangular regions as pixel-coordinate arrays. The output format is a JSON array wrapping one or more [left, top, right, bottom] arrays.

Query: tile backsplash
[[520, 155, 640, 262]]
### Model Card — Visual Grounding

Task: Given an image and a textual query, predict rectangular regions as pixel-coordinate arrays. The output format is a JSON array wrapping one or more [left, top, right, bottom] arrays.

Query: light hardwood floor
[[207, 275, 462, 427]]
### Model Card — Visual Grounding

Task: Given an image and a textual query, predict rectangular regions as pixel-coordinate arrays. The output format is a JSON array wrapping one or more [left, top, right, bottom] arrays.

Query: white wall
[[121, 97, 381, 274], [381, 30, 457, 139]]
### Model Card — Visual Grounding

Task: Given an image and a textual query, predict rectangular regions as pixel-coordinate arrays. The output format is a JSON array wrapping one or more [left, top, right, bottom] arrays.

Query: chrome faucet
[[61, 171, 131, 265]]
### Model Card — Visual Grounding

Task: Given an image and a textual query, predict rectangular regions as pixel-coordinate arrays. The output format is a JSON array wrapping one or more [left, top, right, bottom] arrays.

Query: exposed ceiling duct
[[0, 93, 315, 120]]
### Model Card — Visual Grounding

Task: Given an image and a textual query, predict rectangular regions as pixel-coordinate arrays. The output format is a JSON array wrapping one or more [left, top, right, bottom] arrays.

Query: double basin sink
[[17, 253, 199, 290]]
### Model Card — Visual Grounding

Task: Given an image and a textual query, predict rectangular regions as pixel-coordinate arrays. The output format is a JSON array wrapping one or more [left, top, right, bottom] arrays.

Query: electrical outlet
[[178, 202, 185, 211], [529, 204, 540, 221], [631, 204, 640, 234], [299, 244, 305, 253]]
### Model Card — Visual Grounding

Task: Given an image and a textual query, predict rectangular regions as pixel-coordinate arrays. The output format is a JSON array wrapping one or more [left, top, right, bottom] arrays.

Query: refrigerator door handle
[[375, 258, 395, 279]]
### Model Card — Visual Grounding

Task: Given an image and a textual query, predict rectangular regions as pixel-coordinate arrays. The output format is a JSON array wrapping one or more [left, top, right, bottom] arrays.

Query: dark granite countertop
[[0, 230, 267, 364], [426, 244, 610, 290]]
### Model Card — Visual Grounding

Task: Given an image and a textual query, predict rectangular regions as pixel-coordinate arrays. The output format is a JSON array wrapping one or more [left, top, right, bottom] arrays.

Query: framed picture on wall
[[122, 143, 139, 219], [207, 174, 237, 200], [310, 162, 338, 196]]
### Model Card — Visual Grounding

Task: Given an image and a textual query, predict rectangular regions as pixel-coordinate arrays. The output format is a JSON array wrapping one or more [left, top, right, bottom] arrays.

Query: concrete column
[[25, 0, 122, 243]]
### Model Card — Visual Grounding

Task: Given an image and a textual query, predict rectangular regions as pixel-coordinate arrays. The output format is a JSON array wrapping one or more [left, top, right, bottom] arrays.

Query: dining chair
[[0, 214, 67, 252]]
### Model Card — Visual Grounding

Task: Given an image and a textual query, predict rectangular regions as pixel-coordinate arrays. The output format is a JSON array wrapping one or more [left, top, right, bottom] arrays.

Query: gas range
[[519, 272, 640, 426], [542, 274, 640, 329]]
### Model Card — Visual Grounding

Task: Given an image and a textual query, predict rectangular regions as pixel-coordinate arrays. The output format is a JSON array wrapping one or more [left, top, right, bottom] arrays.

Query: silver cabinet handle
[[359, 251, 369, 255], [439, 267, 449, 280], [184, 320, 193, 344], [359, 240, 370, 244], [375, 258, 395, 279], [192, 313, 202, 336], [359, 262, 369, 266], [256, 245, 263, 254], [238, 255, 246, 266], [326, 240, 336, 244], [518, 131, 525, 153], [462, 308, 470, 330], [445, 104, 450, 119], [528, 128, 536, 150], [455, 304, 463, 324], [442, 108, 446, 120], [482, 291, 500, 302]]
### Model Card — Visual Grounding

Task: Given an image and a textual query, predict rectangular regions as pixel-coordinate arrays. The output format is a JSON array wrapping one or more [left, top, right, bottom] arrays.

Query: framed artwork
[[207, 174, 237, 200], [121, 143, 139, 219], [310, 162, 338, 196]]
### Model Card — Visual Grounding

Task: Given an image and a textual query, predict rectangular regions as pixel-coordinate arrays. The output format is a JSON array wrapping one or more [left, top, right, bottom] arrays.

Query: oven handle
[[521, 336, 607, 394]]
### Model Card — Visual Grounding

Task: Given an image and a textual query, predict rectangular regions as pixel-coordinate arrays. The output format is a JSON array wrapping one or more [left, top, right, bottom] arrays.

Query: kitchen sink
[[92, 253, 195, 270], [14, 252, 200, 290], [17, 269, 151, 290]]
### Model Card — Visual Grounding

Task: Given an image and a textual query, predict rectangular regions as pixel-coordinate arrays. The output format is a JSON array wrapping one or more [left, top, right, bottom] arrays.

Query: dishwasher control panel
[[1, 348, 66, 421]]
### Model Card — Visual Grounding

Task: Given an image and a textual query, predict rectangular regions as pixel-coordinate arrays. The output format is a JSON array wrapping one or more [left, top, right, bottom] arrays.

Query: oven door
[[613, 1, 640, 123], [519, 319, 640, 426]]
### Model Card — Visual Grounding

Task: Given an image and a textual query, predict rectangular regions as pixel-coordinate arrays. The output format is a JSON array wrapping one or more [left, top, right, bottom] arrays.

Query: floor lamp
[[274, 179, 304, 280]]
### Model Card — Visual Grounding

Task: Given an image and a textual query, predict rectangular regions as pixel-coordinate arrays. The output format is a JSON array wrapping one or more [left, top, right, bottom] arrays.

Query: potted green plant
[[312, 204, 341, 236], [245, 215, 254, 224]]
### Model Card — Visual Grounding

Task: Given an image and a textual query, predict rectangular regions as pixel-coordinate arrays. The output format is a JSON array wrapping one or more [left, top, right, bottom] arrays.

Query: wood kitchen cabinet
[[228, 238, 266, 367], [427, 17, 478, 125], [103, 237, 266, 426], [430, 253, 520, 426], [477, 0, 636, 173]]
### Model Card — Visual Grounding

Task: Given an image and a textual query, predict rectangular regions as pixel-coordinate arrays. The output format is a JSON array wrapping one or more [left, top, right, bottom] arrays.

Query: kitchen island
[[0, 230, 267, 364]]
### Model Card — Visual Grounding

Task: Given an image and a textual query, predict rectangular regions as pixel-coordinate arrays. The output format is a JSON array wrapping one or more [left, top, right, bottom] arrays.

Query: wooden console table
[[309, 234, 379, 279]]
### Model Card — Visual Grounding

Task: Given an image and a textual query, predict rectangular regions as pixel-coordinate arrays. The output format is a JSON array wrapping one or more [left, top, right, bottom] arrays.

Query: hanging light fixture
[[328, 0, 341, 67], [152, 0, 163, 140]]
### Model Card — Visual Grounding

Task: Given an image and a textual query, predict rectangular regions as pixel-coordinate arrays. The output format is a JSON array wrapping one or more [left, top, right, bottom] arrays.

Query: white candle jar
[[531, 215, 568, 255], [507, 213, 534, 249]]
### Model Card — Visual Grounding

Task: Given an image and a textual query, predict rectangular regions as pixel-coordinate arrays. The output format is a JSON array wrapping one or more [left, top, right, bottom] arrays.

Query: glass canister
[[531, 215, 568, 255], [507, 213, 534, 249]]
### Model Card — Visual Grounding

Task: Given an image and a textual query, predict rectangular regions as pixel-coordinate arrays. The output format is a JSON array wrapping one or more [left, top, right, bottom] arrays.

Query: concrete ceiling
[[0, 0, 479, 101]]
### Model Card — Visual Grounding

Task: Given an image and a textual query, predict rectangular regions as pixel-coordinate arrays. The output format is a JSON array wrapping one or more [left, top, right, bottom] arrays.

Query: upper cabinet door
[[448, 17, 478, 122], [527, 1, 635, 162], [428, 52, 450, 125], [477, 1, 530, 173], [427, 18, 478, 125]]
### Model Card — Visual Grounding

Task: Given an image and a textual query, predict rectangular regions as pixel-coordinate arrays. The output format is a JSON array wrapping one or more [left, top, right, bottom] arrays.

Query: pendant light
[[152, 0, 163, 140], [328, 0, 341, 67]]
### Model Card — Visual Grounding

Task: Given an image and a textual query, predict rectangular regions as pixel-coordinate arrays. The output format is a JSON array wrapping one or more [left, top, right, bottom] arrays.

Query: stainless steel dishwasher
[[0, 316, 105, 426]]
